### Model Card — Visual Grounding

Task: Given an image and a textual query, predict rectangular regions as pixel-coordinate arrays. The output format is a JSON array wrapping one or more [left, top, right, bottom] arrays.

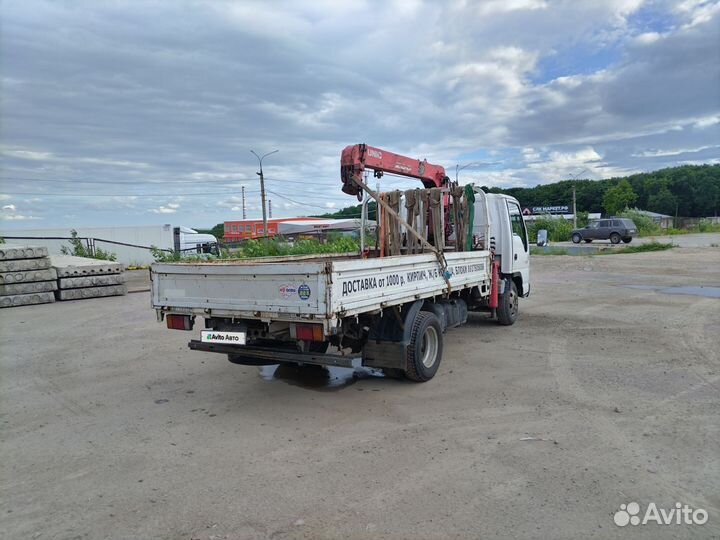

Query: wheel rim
[[509, 287, 518, 317], [420, 326, 439, 368]]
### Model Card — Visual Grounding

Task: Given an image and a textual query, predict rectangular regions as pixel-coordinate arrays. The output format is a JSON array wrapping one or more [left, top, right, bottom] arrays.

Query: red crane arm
[[341, 143, 449, 199]]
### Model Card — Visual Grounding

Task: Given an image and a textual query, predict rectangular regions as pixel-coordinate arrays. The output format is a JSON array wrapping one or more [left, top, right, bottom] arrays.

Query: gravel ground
[[1, 246, 719, 539]]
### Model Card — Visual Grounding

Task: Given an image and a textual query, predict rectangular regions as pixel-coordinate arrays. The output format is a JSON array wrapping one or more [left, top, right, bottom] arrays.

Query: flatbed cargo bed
[[152, 250, 492, 321]]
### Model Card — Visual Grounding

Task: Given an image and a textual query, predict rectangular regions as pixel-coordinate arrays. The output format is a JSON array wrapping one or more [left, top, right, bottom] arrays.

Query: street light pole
[[455, 161, 501, 183], [250, 149, 278, 237]]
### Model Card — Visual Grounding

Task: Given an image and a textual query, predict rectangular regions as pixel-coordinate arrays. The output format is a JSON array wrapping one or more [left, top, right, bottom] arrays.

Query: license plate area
[[201, 330, 246, 345]]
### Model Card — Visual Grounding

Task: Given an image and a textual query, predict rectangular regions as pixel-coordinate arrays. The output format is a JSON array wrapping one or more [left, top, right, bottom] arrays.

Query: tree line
[[487, 164, 719, 217], [202, 164, 719, 237], [318, 164, 719, 219]]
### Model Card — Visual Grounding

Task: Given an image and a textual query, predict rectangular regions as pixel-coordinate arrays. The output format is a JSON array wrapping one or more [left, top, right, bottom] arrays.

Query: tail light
[[292, 323, 324, 342], [166, 314, 194, 330]]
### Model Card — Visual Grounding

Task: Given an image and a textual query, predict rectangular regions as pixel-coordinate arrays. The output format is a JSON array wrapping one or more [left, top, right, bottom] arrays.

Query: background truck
[[151, 144, 530, 381]]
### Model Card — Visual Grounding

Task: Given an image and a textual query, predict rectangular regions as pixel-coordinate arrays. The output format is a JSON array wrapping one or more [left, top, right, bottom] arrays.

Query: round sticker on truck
[[279, 284, 297, 299], [298, 283, 311, 300]]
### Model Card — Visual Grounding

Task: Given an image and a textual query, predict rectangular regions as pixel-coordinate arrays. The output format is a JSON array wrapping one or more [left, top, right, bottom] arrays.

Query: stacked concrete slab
[[0, 245, 57, 308], [50, 255, 127, 301]]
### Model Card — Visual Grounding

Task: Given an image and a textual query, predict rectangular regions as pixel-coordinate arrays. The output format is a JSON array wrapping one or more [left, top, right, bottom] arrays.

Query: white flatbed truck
[[152, 189, 530, 382]]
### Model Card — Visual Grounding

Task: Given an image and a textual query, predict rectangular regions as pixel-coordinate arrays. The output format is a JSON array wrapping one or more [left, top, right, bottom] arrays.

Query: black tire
[[584, 239, 592, 243], [497, 279, 519, 326], [622, 237, 632, 244], [381, 368, 406, 380], [571, 233, 582, 244], [404, 312, 443, 382], [610, 233, 621, 244]]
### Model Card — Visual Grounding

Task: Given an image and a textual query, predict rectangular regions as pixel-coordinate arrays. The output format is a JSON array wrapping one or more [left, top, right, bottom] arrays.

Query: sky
[[1, 0, 719, 229]]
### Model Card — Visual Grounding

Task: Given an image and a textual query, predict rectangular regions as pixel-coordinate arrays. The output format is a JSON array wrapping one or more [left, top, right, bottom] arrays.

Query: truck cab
[[477, 192, 530, 298]]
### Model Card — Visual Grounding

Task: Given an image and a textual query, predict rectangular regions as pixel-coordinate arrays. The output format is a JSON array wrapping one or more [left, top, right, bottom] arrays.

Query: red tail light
[[293, 323, 324, 342], [166, 314, 193, 330]]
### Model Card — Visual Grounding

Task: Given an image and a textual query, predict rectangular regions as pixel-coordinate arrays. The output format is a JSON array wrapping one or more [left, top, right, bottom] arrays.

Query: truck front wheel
[[405, 312, 443, 382], [497, 279, 518, 326]]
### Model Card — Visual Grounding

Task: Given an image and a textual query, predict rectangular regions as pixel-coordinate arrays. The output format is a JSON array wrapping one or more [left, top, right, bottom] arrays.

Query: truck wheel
[[572, 233, 582, 244], [610, 233, 621, 244], [497, 279, 518, 326], [405, 312, 443, 382]]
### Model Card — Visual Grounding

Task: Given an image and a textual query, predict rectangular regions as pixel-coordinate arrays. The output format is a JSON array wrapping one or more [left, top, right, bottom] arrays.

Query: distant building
[[631, 209, 674, 229], [223, 217, 311, 241], [223, 217, 369, 241], [522, 212, 601, 223], [0, 224, 215, 265]]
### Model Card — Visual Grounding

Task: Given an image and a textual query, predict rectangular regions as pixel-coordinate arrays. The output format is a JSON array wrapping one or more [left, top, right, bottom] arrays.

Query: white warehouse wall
[[0, 224, 176, 265]]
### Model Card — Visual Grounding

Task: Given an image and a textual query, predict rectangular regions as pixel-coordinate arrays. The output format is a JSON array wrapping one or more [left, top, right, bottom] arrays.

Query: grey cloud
[[0, 0, 718, 228]]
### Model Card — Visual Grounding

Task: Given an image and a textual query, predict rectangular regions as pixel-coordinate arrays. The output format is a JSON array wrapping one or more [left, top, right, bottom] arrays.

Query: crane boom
[[341, 143, 449, 199]]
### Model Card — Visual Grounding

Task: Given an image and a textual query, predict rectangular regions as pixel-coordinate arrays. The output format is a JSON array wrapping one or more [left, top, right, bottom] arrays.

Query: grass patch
[[230, 236, 359, 258], [697, 220, 720, 233], [151, 235, 360, 263], [598, 241, 674, 255], [526, 217, 573, 243], [530, 246, 569, 256], [61, 229, 117, 261]]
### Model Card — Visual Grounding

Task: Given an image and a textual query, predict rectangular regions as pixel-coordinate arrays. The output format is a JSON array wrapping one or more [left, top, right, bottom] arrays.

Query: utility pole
[[241, 186, 247, 220], [268, 199, 272, 219], [568, 168, 588, 228], [572, 185, 577, 228], [250, 149, 279, 237]]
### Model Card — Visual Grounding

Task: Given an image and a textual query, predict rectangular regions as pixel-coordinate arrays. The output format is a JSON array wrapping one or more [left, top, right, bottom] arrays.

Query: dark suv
[[571, 218, 638, 244]]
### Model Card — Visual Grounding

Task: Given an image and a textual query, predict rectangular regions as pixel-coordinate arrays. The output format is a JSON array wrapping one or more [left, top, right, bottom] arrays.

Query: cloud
[[694, 114, 720, 128], [632, 144, 720, 157], [0, 214, 41, 221], [0, 202, 40, 221], [0, 1, 717, 227], [151, 205, 178, 214]]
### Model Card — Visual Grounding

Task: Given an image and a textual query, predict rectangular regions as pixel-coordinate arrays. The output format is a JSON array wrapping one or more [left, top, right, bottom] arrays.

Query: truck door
[[507, 200, 530, 295]]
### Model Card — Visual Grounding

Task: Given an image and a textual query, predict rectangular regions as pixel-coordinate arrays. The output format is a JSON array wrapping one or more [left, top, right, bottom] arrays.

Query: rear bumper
[[188, 340, 360, 368]]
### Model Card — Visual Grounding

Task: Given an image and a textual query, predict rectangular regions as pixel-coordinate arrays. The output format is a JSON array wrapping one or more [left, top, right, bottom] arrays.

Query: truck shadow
[[464, 312, 501, 326], [257, 363, 391, 392]]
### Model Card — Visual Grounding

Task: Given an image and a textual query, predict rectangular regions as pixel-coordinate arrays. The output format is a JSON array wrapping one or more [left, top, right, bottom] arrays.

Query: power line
[[1, 175, 338, 188], [266, 189, 339, 210], [0, 189, 346, 201], [0, 176, 252, 186], [0, 190, 261, 197]]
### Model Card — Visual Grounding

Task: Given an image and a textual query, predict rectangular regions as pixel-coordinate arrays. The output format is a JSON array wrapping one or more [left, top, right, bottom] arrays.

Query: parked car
[[571, 218, 638, 244]]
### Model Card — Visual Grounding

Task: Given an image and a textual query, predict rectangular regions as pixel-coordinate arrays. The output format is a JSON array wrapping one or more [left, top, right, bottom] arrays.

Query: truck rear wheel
[[497, 279, 518, 326], [405, 312, 443, 382]]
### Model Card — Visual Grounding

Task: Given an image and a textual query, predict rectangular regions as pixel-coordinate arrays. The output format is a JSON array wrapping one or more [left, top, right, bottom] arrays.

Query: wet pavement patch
[[624, 285, 720, 298], [258, 363, 386, 391]]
